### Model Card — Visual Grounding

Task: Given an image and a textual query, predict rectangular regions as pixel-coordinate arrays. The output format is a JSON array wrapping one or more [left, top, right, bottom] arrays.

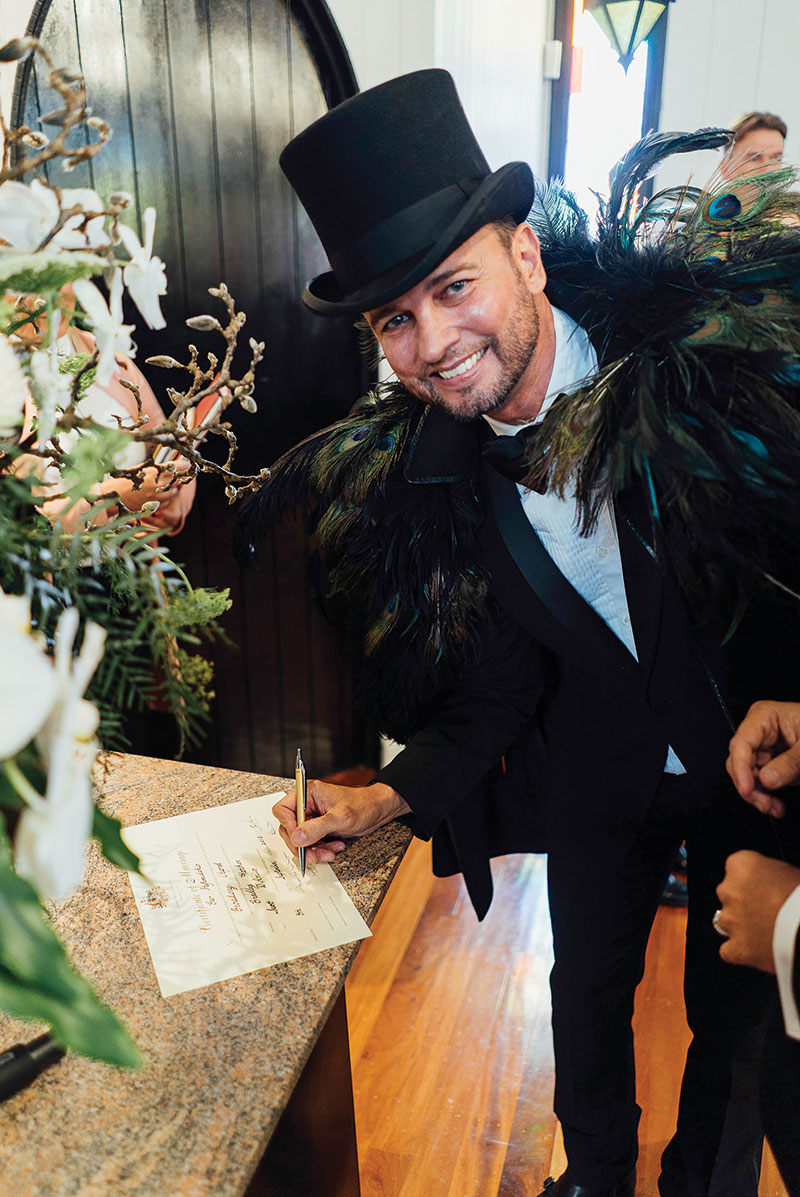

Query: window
[[548, 0, 670, 215]]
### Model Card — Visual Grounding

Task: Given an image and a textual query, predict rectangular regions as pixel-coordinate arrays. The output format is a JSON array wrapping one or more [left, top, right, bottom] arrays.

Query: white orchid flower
[[73, 270, 135, 385], [56, 186, 111, 250], [117, 208, 167, 329], [28, 338, 71, 445], [0, 333, 29, 439], [0, 179, 109, 250], [14, 605, 106, 902], [0, 588, 37, 636], [0, 179, 57, 250], [0, 590, 59, 760]]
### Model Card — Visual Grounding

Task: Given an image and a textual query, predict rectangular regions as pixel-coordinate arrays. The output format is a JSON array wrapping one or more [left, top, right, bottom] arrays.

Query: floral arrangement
[[0, 36, 270, 1067]]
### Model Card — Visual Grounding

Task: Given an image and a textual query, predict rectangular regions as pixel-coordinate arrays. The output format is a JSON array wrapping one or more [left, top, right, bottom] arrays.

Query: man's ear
[[513, 223, 547, 296]]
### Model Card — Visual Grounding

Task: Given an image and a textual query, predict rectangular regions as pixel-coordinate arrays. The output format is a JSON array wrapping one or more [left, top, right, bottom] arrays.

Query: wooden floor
[[345, 838, 788, 1197]]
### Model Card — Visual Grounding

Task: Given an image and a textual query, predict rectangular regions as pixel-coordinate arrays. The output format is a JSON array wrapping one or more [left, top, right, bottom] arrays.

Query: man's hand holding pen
[[273, 780, 411, 866]]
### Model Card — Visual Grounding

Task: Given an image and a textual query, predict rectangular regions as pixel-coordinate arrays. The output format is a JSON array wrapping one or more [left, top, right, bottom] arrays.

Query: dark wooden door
[[15, 0, 374, 777]]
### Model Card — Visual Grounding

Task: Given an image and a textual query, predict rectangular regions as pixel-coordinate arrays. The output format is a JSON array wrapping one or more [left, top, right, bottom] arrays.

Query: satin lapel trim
[[616, 492, 665, 686], [487, 467, 639, 680], [404, 403, 477, 483]]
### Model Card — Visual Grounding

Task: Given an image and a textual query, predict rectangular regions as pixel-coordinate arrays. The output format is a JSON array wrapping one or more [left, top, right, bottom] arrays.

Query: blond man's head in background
[[720, 112, 787, 180]]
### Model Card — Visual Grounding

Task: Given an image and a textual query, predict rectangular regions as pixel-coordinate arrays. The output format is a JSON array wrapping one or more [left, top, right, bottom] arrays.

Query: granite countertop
[[0, 753, 412, 1196]]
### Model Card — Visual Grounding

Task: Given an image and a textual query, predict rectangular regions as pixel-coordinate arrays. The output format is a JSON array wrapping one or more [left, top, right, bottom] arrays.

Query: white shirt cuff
[[773, 884, 800, 1040]]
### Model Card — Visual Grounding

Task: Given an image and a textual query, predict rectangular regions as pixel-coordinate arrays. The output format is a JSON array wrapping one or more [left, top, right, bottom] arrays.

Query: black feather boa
[[529, 133, 800, 612], [237, 130, 800, 732], [235, 385, 496, 743]]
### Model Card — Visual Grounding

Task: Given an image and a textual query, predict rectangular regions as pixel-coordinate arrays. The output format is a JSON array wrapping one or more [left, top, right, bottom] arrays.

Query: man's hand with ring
[[712, 909, 727, 937], [715, 850, 800, 973]]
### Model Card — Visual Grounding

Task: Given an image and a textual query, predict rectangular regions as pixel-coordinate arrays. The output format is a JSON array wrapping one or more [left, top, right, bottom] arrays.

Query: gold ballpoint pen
[[295, 748, 307, 876]]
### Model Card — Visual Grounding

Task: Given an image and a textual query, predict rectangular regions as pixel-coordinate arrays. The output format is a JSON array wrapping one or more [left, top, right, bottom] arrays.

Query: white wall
[[1, 0, 554, 177], [657, 0, 800, 188], [327, 0, 554, 177], [435, 0, 553, 177], [325, 0, 435, 91], [6, 1, 797, 199]]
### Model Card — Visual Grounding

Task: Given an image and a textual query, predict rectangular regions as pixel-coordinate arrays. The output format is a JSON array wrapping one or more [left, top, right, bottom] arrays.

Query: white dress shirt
[[484, 304, 685, 774], [774, 884, 800, 1039]]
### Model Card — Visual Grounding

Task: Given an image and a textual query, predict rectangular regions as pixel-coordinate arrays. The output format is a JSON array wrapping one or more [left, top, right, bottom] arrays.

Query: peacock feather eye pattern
[[526, 129, 800, 612], [705, 192, 743, 223]]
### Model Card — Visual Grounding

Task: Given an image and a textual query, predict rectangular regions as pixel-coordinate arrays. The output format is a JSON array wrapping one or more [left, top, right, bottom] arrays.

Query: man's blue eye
[[384, 313, 407, 331]]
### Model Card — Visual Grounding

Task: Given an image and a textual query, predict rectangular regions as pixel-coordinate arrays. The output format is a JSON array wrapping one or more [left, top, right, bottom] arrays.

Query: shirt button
[[623, 615, 630, 624], [596, 547, 608, 559]]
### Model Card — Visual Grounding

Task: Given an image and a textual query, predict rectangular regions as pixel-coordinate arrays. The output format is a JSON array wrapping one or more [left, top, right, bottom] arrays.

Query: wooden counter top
[[0, 753, 412, 1196]]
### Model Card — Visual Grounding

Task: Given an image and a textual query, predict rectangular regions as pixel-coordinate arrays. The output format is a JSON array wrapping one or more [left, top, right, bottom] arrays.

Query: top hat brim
[[302, 161, 535, 317]]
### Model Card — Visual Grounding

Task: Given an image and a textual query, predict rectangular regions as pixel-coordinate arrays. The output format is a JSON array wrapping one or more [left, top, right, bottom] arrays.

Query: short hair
[[489, 215, 520, 253], [730, 112, 787, 141]]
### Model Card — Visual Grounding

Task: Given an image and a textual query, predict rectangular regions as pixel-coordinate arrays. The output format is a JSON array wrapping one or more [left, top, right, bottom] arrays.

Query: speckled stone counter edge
[[0, 753, 412, 1197]]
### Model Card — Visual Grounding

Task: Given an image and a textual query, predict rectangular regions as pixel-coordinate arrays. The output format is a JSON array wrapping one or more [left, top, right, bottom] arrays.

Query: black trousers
[[760, 985, 800, 1193], [546, 774, 776, 1194]]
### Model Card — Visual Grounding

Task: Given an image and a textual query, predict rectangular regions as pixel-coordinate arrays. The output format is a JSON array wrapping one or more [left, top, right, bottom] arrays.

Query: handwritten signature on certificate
[[123, 793, 371, 998]]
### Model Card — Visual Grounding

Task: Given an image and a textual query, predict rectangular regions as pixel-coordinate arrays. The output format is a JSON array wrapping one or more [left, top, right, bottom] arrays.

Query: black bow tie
[[481, 426, 546, 491]]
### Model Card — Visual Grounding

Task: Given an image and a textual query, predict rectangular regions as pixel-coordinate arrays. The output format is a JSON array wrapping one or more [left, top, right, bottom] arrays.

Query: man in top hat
[[243, 70, 784, 1196]]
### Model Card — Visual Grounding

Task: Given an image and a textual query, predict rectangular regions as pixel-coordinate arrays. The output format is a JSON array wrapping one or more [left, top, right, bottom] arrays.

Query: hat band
[[328, 178, 482, 296]]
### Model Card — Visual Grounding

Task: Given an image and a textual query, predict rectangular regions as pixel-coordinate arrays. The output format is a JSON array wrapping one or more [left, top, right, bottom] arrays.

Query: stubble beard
[[399, 281, 541, 422]]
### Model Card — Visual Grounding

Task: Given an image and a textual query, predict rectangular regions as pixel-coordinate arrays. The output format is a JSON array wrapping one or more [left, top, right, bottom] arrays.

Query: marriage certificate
[[123, 792, 371, 998]]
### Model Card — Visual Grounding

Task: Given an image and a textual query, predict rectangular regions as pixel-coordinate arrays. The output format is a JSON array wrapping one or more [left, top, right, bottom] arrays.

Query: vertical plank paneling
[[70, 0, 137, 205], [240, 0, 293, 774], [16, 0, 94, 190], [207, 0, 260, 304], [161, 0, 222, 310], [15, 0, 369, 778], [116, 0, 187, 317]]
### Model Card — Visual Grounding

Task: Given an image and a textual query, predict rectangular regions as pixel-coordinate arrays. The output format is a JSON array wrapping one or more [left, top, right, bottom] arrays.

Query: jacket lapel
[[403, 400, 653, 682], [404, 404, 477, 483], [615, 489, 665, 686], [485, 466, 640, 680]]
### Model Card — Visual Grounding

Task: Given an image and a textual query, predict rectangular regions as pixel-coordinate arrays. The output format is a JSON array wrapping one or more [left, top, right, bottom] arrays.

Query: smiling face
[[364, 223, 555, 424], [721, 126, 785, 179]]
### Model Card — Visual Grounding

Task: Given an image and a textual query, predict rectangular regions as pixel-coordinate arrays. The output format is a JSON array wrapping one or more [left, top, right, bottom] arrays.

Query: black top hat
[[279, 69, 535, 317]]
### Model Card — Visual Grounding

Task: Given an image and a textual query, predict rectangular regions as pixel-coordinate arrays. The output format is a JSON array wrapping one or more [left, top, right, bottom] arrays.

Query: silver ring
[[712, 908, 728, 938]]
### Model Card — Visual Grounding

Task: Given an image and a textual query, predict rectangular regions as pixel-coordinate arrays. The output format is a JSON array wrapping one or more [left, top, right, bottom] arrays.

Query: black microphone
[[0, 1033, 65, 1101]]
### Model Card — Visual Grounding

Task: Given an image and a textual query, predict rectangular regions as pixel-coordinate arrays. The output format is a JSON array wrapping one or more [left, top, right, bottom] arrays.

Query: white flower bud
[[186, 315, 221, 332], [0, 37, 36, 63], [146, 354, 183, 370]]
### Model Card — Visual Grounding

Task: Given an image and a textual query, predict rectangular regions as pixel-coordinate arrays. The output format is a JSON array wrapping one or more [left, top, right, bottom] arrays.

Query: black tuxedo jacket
[[378, 405, 775, 919]]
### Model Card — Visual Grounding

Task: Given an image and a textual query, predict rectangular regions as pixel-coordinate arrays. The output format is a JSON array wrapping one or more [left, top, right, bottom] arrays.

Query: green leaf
[[92, 805, 142, 875], [0, 768, 24, 811], [0, 815, 13, 867], [0, 866, 82, 993], [0, 866, 142, 1067], [57, 352, 96, 399], [13, 743, 48, 796], [0, 249, 108, 295], [0, 965, 142, 1069], [57, 425, 134, 501]]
